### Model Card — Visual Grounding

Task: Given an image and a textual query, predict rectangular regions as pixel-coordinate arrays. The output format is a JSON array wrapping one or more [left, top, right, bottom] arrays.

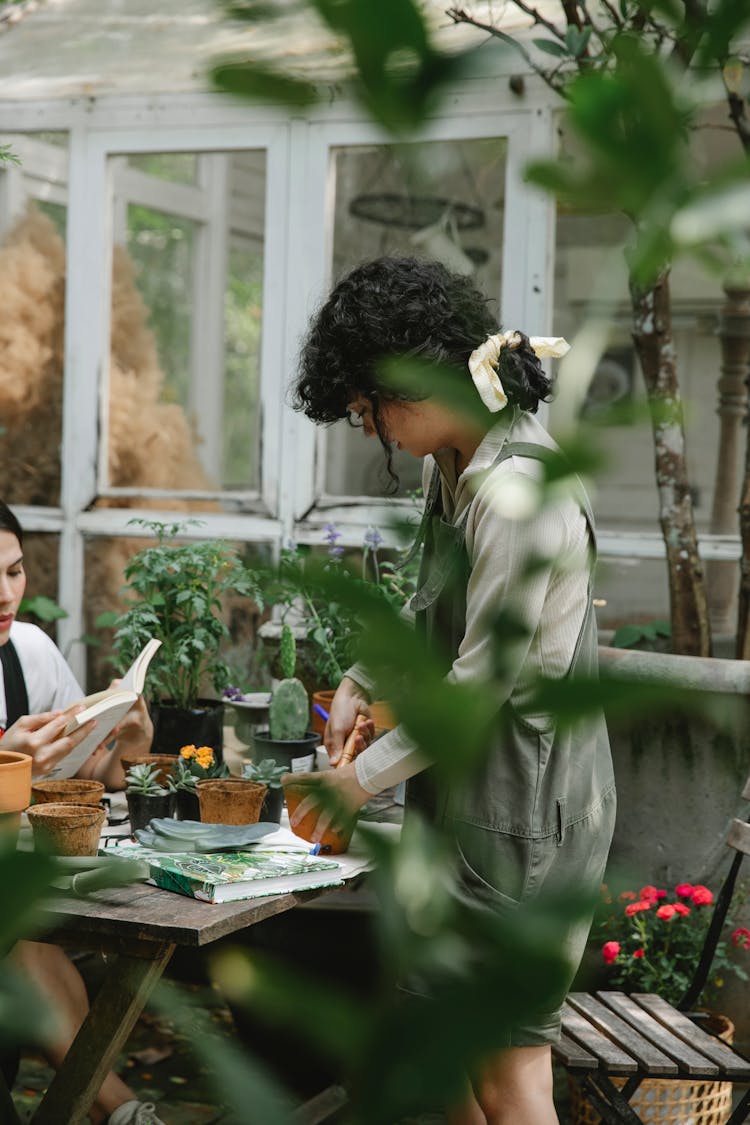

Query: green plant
[[268, 625, 309, 740], [112, 519, 262, 709], [167, 745, 229, 793], [596, 880, 749, 1007], [124, 762, 167, 796], [242, 758, 286, 789], [611, 620, 671, 651]]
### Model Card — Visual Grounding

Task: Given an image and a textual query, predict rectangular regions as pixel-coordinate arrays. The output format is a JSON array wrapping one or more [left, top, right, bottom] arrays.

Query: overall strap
[[398, 462, 442, 569], [0, 639, 29, 729]]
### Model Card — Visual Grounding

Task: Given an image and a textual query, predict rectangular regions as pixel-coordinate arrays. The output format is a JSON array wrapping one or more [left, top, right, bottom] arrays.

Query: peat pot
[[31, 778, 104, 807], [27, 802, 106, 856], [197, 778, 266, 826], [151, 699, 224, 761]]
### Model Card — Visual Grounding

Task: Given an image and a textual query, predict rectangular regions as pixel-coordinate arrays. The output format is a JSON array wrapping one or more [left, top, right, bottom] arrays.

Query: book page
[[48, 695, 138, 780], [119, 637, 162, 694]]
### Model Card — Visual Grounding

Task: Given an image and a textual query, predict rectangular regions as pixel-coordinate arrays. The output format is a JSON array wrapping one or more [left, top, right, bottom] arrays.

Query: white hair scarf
[[468, 330, 570, 413]]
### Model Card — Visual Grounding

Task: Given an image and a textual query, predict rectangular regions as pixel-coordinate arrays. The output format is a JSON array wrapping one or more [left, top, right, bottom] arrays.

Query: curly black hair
[[294, 256, 552, 483]]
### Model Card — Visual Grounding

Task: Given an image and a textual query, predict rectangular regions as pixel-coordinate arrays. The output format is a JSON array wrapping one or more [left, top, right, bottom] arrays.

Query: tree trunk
[[735, 322, 750, 657], [630, 271, 712, 656]]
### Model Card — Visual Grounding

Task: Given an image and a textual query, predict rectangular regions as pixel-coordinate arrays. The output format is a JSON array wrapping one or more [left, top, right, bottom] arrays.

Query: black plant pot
[[126, 791, 174, 834], [151, 699, 225, 762], [251, 730, 319, 773], [260, 786, 284, 824], [174, 789, 201, 822]]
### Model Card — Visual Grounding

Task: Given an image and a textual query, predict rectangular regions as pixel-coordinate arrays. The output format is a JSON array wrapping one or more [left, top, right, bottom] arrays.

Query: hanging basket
[[567, 1012, 734, 1125]]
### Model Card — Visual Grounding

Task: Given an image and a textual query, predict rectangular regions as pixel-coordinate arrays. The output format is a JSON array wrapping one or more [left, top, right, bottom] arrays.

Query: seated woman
[[0, 500, 165, 1125]]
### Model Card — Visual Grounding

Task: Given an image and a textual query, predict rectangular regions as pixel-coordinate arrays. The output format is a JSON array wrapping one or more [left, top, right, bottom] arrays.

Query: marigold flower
[[673, 902, 690, 916], [180, 744, 197, 760], [675, 883, 693, 897], [633, 948, 645, 959], [656, 904, 676, 920], [691, 885, 713, 906], [625, 901, 651, 916], [602, 941, 620, 964], [732, 927, 750, 950], [618, 890, 637, 901]]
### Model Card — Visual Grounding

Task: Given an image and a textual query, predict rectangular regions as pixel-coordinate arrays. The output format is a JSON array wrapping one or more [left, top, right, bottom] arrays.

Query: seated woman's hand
[[2, 709, 97, 778], [102, 686, 153, 755]]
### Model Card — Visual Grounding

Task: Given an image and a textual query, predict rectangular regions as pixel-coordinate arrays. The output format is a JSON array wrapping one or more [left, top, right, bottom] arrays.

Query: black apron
[[0, 639, 29, 731]]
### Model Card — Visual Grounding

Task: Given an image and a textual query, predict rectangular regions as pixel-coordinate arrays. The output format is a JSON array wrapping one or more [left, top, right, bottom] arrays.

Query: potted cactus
[[125, 762, 173, 834], [252, 625, 319, 773]]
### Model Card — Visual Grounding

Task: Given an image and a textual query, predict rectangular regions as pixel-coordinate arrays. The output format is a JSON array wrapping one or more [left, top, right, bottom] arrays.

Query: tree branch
[[726, 88, 750, 154], [447, 9, 568, 95]]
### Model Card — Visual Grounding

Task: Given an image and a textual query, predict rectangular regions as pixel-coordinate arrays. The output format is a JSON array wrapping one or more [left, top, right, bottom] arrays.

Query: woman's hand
[[1, 710, 97, 778], [325, 676, 373, 765], [285, 762, 372, 844]]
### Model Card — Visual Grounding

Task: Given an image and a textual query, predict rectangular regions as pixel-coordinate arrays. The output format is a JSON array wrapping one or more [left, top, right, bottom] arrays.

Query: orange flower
[[180, 744, 197, 760], [618, 890, 637, 901]]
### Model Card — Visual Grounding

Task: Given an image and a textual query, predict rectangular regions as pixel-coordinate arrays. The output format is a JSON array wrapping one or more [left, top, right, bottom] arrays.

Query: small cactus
[[269, 624, 310, 741]]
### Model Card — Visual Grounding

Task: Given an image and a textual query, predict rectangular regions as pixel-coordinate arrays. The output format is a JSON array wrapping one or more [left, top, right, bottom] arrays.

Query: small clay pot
[[27, 802, 106, 857], [311, 690, 336, 737], [121, 754, 179, 787], [197, 778, 267, 825], [282, 775, 356, 855], [31, 778, 105, 807], [311, 692, 395, 738], [0, 750, 32, 828]]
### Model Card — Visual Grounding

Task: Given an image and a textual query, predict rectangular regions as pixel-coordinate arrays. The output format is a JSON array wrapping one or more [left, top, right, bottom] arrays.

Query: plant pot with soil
[[253, 625, 319, 773], [125, 762, 173, 834], [31, 778, 104, 807], [167, 744, 229, 821], [27, 802, 106, 856]]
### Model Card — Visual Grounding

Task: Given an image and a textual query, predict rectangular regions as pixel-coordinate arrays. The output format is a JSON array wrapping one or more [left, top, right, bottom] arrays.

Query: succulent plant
[[268, 624, 310, 741], [242, 758, 287, 789], [125, 762, 167, 795]]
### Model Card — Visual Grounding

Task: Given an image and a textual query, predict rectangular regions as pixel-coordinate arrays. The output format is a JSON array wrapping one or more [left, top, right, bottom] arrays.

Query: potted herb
[[253, 624, 319, 772], [113, 519, 262, 760], [167, 744, 230, 821], [125, 762, 173, 834], [242, 758, 286, 823]]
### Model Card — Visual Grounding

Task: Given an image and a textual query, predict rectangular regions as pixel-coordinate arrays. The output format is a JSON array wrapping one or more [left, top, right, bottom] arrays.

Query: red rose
[[675, 883, 693, 897], [602, 941, 620, 964], [673, 902, 691, 916], [633, 948, 645, 959], [618, 891, 637, 901], [655, 889, 667, 899], [656, 904, 676, 920], [732, 928, 750, 950], [639, 885, 659, 903], [691, 885, 713, 906], [625, 900, 652, 916]]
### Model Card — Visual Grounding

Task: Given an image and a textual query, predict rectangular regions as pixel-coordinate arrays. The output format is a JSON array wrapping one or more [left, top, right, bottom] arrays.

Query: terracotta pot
[[27, 802, 106, 857], [369, 700, 396, 734], [31, 778, 105, 807], [311, 690, 336, 737], [282, 775, 356, 855], [0, 751, 32, 830], [197, 778, 267, 825], [311, 692, 395, 738], [120, 753, 178, 787]]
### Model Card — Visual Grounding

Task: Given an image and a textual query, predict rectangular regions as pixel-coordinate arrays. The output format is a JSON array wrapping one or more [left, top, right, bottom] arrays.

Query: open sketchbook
[[49, 638, 161, 780]]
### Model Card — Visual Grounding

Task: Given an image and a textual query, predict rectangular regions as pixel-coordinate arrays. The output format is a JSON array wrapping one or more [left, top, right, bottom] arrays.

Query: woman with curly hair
[[291, 256, 615, 1125]]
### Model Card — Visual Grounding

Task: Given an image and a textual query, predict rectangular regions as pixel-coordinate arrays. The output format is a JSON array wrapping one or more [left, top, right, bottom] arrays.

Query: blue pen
[[313, 702, 330, 722]]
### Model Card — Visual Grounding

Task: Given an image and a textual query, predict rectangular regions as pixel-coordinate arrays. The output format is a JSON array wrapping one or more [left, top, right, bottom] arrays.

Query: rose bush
[[596, 882, 749, 1006]]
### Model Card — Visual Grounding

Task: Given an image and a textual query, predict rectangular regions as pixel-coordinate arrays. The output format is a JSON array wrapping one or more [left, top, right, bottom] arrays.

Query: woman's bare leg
[[447, 1044, 559, 1125], [13, 940, 137, 1123]]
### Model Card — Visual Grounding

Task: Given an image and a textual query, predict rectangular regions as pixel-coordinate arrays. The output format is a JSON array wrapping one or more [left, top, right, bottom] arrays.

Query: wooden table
[[21, 879, 339, 1125]]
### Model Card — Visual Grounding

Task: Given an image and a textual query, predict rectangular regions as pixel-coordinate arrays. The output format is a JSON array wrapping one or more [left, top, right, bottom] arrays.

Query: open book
[[49, 638, 162, 780]]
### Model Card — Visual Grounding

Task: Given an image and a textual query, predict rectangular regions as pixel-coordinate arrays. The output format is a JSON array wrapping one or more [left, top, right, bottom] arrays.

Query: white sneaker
[[107, 1100, 167, 1125]]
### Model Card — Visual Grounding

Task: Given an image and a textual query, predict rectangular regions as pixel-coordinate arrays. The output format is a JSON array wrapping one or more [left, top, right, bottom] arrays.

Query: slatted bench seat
[[553, 770, 750, 1125]]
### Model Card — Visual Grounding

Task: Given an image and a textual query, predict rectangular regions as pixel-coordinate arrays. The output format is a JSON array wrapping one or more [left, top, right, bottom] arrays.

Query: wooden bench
[[553, 772, 750, 1125]]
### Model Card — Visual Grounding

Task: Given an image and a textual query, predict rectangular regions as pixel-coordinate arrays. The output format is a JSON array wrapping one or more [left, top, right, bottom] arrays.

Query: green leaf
[[95, 610, 120, 628], [19, 595, 68, 622], [211, 60, 318, 108], [533, 37, 569, 57]]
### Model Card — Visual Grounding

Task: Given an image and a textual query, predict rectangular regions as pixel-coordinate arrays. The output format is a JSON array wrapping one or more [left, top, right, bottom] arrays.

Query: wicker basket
[[568, 1012, 734, 1125]]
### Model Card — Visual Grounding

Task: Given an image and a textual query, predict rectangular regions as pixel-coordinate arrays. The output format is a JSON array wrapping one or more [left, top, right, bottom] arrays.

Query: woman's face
[[0, 530, 25, 646], [347, 394, 454, 460]]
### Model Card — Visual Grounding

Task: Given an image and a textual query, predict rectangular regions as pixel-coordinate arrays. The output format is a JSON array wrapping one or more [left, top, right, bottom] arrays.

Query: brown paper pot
[[31, 778, 105, 807], [27, 802, 106, 856], [120, 753, 178, 787], [197, 778, 267, 825], [282, 776, 356, 855]]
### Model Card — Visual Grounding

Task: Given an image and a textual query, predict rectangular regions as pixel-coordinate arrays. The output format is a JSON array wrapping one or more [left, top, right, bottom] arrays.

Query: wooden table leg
[[30, 942, 175, 1125]]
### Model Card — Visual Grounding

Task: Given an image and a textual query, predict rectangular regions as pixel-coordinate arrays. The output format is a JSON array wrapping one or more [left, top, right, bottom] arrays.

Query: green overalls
[[405, 439, 616, 1044]]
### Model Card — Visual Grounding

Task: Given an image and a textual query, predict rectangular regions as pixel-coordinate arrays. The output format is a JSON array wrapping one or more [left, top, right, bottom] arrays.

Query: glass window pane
[[106, 150, 265, 498], [127, 152, 198, 184], [0, 132, 68, 507], [324, 137, 507, 498]]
